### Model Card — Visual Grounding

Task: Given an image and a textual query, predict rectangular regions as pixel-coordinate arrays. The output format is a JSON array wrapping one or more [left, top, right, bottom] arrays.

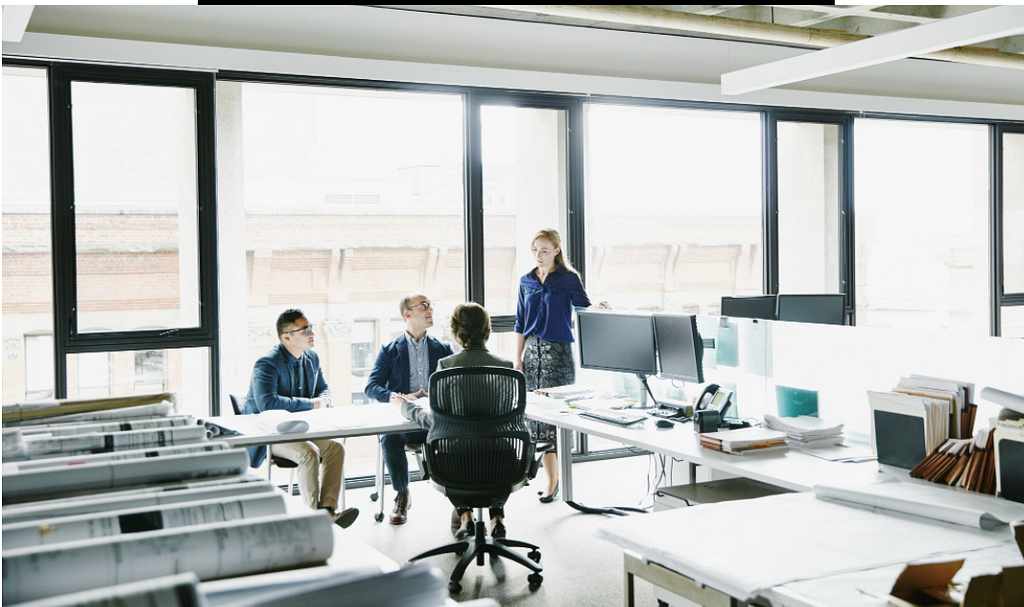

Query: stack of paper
[[699, 427, 788, 455], [895, 375, 976, 440], [763, 414, 844, 449]]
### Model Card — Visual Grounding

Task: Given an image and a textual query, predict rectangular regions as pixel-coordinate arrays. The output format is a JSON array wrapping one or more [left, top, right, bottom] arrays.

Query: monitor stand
[[628, 374, 659, 410]]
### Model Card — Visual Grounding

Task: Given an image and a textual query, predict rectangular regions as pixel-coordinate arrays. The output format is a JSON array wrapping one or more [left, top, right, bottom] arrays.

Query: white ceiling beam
[[722, 5, 1024, 95], [2, 5, 35, 43]]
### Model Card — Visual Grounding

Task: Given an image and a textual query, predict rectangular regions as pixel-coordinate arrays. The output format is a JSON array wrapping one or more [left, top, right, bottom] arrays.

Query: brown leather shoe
[[389, 489, 410, 525]]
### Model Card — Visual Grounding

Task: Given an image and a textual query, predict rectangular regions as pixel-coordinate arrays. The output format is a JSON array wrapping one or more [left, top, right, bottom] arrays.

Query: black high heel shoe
[[538, 482, 559, 503]]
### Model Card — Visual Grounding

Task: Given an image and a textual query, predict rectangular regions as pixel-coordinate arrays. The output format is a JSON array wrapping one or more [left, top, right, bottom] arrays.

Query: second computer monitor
[[720, 295, 777, 320], [653, 313, 704, 384], [777, 294, 846, 325], [577, 310, 657, 376]]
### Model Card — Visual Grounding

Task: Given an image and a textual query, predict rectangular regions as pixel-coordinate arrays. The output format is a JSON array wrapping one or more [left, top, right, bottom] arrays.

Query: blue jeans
[[380, 430, 428, 494]]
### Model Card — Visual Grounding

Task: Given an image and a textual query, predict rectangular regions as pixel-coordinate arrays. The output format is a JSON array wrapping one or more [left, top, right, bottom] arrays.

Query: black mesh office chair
[[407, 367, 543, 594]]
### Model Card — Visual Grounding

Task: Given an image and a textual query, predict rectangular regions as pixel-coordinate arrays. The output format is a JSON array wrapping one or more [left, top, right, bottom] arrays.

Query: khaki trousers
[[271, 439, 345, 511]]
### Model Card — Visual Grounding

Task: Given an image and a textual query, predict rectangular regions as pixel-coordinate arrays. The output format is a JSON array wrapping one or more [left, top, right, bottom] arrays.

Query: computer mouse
[[655, 419, 674, 429], [276, 419, 310, 434]]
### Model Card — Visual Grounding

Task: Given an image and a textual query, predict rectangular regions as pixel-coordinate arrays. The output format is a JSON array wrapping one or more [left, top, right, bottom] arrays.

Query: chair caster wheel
[[528, 550, 541, 562], [373, 512, 383, 522], [455, 550, 465, 557], [448, 581, 462, 594], [528, 572, 544, 587], [370, 492, 379, 501]]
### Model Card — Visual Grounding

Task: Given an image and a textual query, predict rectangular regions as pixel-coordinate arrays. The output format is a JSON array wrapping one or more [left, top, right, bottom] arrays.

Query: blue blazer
[[243, 343, 332, 467], [364, 334, 453, 403]]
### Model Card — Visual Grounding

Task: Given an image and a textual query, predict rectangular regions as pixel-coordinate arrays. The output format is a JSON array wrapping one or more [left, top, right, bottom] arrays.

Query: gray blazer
[[400, 347, 513, 430]]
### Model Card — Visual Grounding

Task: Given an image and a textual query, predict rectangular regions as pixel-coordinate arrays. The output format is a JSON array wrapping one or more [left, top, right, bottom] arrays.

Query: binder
[[995, 420, 1024, 504], [873, 410, 927, 470]]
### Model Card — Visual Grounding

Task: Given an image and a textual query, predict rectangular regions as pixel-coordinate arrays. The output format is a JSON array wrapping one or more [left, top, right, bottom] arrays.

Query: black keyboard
[[579, 409, 647, 426]]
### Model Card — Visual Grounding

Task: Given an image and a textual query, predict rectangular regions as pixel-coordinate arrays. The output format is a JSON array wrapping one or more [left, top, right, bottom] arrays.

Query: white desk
[[205, 404, 420, 448], [524, 394, 884, 501]]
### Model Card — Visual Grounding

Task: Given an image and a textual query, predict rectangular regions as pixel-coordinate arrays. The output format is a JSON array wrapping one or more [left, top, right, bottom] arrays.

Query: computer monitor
[[776, 294, 846, 325], [653, 313, 704, 384], [720, 295, 777, 320], [577, 310, 657, 376]]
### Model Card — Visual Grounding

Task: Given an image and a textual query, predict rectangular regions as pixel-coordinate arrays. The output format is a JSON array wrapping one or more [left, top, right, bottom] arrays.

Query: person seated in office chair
[[365, 293, 454, 525], [243, 308, 359, 528], [398, 301, 514, 541]]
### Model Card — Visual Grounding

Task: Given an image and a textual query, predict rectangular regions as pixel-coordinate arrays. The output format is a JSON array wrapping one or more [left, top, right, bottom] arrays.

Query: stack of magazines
[[763, 414, 844, 449]]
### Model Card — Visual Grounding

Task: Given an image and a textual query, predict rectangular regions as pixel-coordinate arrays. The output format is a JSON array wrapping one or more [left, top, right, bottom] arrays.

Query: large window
[[1000, 130, 1024, 336], [2, 66, 52, 404], [584, 104, 763, 314], [220, 81, 464, 475], [854, 119, 989, 334]]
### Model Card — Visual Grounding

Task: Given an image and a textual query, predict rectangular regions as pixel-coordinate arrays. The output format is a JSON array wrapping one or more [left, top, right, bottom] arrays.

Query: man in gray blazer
[[399, 302, 513, 540]]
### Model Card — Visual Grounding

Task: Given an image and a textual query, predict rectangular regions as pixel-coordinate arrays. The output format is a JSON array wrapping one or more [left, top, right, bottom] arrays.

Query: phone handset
[[696, 384, 734, 418], [697, 384, 721, 411]]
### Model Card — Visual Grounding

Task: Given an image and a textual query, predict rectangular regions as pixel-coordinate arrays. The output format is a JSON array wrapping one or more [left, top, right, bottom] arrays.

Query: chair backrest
[[229, 394, 244, 416], [425, 366, 533, 497]]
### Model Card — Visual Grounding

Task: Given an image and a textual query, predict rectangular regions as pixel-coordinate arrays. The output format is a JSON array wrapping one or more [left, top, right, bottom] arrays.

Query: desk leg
[[689, 462, 697, 486], [557, 426, 574, 502], [623, 551, 738, 607]]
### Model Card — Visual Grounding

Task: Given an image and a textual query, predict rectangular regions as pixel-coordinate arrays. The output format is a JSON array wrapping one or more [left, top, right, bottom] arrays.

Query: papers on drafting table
[[13, 573, 205, 607], [9, 425, 208, 460], [2, 393, 176, 425], [1, 492, 288, 549], [595, 492, 1007, 602], [2, 511, 335, 604], [813, 480, 1024, 530], [763, 414, 844, 449]]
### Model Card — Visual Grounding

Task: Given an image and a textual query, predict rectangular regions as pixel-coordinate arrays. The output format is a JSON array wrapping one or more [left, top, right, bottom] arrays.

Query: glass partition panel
[[766, 320, 1023, 439]]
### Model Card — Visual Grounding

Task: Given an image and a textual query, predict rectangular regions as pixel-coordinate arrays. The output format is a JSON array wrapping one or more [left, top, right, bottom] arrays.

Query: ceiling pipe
[[457, 5, 1024, 70]]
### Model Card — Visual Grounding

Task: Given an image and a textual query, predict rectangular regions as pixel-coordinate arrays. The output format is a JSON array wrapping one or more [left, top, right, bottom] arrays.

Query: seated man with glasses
[[365, 293, 453, 525], [243, 308, 359, 528]]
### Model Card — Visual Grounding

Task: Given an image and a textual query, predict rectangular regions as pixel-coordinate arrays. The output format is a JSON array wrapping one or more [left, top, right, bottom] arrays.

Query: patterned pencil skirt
[[524, 335, 576, 446]]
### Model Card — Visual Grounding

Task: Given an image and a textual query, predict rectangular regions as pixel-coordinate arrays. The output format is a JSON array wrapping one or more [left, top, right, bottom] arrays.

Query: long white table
[[204, 404, 420, 448], [524, 394, 885, 501]]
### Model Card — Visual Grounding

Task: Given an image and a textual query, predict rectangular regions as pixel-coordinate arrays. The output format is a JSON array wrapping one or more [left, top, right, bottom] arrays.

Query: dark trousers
[[455, 505, 505, 519], [380, 430, 428, 494]]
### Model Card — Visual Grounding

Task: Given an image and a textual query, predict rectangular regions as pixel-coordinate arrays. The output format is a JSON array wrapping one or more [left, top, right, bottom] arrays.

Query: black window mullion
[[763, 110, 779, 295], [465, 91, 485, 305], [991, 124, 1003, 337]]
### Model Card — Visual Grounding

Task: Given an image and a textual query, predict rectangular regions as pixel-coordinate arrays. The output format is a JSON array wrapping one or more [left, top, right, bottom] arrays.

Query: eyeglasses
[[408, 301, 433, 311], [284, 324, 315, 336]]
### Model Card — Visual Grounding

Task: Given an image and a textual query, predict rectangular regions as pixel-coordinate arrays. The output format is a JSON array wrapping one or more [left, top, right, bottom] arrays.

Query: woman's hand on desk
[[596, 301, 611, 310]]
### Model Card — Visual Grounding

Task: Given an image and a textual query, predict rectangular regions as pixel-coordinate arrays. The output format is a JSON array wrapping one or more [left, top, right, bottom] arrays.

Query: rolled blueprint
[[2, 512, 334, 604], [2, 493, 287, 549], [2, 479, 273, 524], [14, 573, 206, 607], [2, 402, 175, 427], [18, 416, 194, 437], [980, 387, 1024, 416], [6, 442, 229, 474], [2, 449, 250, 504], [18, 425, 208, 459]]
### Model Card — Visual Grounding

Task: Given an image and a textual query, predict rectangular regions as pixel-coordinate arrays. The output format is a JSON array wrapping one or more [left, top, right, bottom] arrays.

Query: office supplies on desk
[[775, 385, 819, 418], [886, 559, 965, 607], [579, 409, 647, 426], [869, 390, 949, 469], [994, 419, 1023, 504], [533, 384, 592, 398], [699, 427, 787, 454]]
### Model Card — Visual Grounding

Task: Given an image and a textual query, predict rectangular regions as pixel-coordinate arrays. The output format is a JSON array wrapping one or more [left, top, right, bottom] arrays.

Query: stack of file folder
[[763, 414, 844, 449], [868, 375, 977, 470], [699, 427, 788, 455]]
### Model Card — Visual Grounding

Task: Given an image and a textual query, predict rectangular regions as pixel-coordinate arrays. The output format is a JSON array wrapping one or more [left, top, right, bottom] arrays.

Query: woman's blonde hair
[[531, 228, 578, 274], [450, 302, 491, 348]]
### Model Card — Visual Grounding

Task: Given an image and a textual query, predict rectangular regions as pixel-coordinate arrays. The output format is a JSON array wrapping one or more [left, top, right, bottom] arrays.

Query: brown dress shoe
[[389, 489, 411, 525]]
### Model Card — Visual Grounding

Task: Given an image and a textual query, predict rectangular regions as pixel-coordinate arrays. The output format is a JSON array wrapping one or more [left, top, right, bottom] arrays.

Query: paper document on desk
[[596, 492, 1005, 602], [813, 481, 1024, 530]]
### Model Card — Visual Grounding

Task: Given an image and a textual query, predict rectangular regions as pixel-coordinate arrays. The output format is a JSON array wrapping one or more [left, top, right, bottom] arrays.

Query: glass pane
[[223, 82, 464, 478], [585, 104, 763, 314], [1002, 306, 1024, 338], [66, 347, 210, 418], [2, 66, 52, 404], [778, 122, 841, 294], [71, 81, 200, 332], [1004, 133, 1024, 294], [481, 106, 568, 316], [854, 119, 989, 334]]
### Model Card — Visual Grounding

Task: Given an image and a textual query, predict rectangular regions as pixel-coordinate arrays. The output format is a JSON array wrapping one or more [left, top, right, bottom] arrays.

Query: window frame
[[992, 123, 1024, 336], [47, 63, 220, 406]]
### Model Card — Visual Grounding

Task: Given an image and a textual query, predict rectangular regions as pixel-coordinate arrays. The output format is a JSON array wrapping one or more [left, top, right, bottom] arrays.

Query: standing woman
[[514, 229, 594, 503]]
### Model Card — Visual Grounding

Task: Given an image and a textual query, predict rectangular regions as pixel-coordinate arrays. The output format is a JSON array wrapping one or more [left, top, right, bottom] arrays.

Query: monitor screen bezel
[[652, 312, 704, 384], [576, 310, 658, 376]]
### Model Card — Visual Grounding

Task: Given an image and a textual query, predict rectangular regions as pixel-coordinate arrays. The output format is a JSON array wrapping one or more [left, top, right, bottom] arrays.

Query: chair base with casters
[[370, 440, 427, 522], [407, 506, 543, 594]]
